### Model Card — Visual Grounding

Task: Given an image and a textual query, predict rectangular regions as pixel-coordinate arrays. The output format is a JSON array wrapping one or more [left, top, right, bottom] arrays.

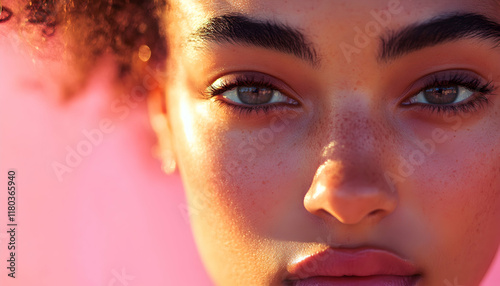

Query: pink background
[[0, 34, 499, 286]]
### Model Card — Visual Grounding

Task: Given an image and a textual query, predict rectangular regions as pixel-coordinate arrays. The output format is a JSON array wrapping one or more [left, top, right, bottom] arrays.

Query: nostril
[[0, 6, 13, 23], [368, 209, 383, 216]]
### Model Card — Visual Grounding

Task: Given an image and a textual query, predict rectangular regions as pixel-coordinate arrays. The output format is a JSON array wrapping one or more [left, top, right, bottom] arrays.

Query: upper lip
[[285, 247, 420, 280]]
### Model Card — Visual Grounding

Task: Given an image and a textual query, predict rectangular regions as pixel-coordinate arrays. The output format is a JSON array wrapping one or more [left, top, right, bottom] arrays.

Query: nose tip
[[304, 160, 397, 225]]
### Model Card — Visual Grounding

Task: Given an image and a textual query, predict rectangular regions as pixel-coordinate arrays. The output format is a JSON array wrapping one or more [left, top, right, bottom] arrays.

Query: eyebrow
[[380, 13, 500, 62], [188, 14, 320, 67]]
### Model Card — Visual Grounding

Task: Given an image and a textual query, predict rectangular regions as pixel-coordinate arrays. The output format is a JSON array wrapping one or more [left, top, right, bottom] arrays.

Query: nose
[[304, 159, 397, 225], [303, 107, 398, 225]]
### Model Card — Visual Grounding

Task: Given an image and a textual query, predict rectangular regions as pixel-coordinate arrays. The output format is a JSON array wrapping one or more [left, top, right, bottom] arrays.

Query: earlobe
[[147, 88, 177, 175]]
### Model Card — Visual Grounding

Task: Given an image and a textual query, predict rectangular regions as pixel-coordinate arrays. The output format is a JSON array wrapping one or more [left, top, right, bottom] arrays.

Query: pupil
[[423, 86, 459, 104], [237, 87, 273, 105]]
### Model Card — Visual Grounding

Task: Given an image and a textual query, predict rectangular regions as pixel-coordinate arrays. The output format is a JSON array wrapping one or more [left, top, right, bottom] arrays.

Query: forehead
[[171, 0, 492, 12], [166, 0, 500, 67], [168, 0, 498, 42]]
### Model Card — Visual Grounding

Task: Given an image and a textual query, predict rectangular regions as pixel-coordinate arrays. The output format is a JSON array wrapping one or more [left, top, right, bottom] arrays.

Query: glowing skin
[[152, 0, 500, 285]]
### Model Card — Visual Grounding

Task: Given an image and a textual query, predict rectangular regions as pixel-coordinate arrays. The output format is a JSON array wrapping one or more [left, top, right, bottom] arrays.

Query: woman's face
[[157, 0, 500, 285]]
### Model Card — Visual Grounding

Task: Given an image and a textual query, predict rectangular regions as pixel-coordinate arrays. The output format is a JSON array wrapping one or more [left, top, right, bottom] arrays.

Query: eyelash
[[206, 75, 294, 116], [206, 73, 497, 116], [404, 73, 496, 114]]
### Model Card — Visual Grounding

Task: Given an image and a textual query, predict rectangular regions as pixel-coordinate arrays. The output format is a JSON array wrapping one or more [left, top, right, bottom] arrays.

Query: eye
[[205, 74, 300, 116], [405, 85, 474, 105], [400, 71, 496, 114], [221, 86, 296, 106]]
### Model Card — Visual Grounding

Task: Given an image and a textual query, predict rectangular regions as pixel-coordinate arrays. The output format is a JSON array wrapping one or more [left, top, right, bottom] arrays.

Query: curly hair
[[1, 0, 167, 92]]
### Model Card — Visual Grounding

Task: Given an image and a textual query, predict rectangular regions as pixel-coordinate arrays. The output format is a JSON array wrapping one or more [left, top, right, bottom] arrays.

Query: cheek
[[170, 97, 312, 284], [407, 127, 500, 280], [178, 114, 306, 233]]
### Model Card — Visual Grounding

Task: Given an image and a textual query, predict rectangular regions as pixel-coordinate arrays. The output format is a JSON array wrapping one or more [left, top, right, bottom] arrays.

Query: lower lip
[[289, 275, 421, 286]]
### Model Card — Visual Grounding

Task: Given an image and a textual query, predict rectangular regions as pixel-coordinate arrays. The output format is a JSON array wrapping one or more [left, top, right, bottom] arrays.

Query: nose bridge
[[320, 106, 385, 169]]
